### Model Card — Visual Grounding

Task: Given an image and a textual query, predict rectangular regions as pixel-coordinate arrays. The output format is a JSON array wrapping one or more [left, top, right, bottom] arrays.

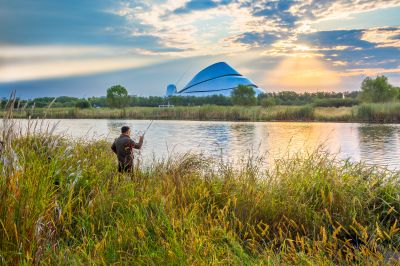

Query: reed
[[357, 103, 400, 123], [7, 105, 317, 121], [314, 107, 354, 121], [4, 102, 400, 123], [274, 105, 314, 121], [1, 99, 399, 264]]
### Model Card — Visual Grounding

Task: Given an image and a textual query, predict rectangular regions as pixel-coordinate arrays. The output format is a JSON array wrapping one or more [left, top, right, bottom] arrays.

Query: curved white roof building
[[165, 62, 265, 97]]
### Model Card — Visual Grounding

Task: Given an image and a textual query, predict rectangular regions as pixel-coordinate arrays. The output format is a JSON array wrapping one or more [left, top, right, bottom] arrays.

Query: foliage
[[75, 99, 91, 109], [5, 91, 363, 109], [106, 85, 130, 108], [88, 96, 107, 108], [258, 95, 276, 107], [263, 91, 358, 106], [231, 85, 257, 106], [358, 76, 399, 103]]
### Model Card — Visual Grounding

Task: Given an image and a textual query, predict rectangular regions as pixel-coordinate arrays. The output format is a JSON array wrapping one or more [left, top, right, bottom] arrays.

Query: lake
[[15, 119, 400, 169]]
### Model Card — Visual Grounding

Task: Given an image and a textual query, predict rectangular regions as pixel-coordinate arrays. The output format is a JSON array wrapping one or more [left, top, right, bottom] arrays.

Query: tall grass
[[357, 103, 400, 123], [274, 105, 314, 121], [7, 105, 317, 122], [1, 96, 400, 264], [5, 103, 400, 123], [314, 107, 354, 121]]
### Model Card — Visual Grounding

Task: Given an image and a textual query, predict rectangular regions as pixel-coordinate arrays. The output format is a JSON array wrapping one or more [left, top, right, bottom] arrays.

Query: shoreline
[[9, 116, 400, 124]]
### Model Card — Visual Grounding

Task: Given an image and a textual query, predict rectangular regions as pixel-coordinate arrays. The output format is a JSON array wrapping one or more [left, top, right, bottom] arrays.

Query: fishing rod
[[142, 120, 154, 136], [136, 120, 153, 166]]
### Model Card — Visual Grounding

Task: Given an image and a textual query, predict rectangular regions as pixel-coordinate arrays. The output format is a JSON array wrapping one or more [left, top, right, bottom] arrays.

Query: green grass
[[1, 114, 400, 264], [5, 105, 317, 121], [357, 103, 400, 123], [5, 103, 400, 123]]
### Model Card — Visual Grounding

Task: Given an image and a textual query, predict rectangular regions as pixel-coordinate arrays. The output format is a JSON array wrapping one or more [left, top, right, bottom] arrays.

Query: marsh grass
[[1, 95, 400, 264], [5, 103, 400, 123], [357, 103, 400, 123], [8, 105, 317, 122], [314, 107, 354, 121]]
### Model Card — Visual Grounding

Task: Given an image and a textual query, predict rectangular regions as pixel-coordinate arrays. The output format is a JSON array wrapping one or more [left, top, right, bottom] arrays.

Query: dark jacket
[[111, 134, 143, 165]]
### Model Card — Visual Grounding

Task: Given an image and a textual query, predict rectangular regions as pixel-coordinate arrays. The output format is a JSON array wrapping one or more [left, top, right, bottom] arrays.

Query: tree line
[[2, 76, 399, 109]]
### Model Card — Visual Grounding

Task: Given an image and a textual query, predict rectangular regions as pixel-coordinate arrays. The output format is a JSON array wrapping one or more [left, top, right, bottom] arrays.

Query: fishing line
[[136, 120, 154, 168], [143, 120, 154, 136], [175, 61, 194, 87]]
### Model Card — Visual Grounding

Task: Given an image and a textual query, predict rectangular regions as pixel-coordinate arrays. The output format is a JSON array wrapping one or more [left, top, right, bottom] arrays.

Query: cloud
[[1, 0, 118, 43], [0, 45, 167, 82], [341, 67, 400, 77], [250, 0, 299, 27], [290, 0, 400, 22], [173, 0, 219, 14], [361, 27, 400, 47], [0, 0, 169, 51], [113, 0, 400, 59], [294, 27, 400, 70], [232, 32, 278, 47], [113, 0, 260, 56], [298, 30, 374, 49]]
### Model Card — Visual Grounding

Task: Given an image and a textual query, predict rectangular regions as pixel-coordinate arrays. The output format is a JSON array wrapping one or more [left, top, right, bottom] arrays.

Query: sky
[[0, 0, 400, 98]]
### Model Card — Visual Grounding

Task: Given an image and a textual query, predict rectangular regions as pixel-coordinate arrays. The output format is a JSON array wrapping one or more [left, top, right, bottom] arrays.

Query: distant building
[[165, 62, 265, 97]]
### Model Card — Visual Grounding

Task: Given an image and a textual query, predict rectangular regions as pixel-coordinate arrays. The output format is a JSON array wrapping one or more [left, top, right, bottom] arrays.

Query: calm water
[[15, 119, 400, 169]]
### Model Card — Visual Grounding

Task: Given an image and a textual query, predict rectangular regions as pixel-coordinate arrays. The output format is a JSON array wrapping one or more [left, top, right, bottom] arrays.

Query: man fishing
[[111, 126, 144, 173]]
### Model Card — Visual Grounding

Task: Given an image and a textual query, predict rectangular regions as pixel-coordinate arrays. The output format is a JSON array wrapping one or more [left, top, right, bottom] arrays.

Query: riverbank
[[6, 103, 400, 123], [1, 127, 400, 264]]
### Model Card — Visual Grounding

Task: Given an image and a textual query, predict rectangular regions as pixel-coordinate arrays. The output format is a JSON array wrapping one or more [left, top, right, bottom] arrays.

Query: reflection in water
[[358, 125, 400, 167], [227, 124, 256, 161], [14, 119, 400, 169]]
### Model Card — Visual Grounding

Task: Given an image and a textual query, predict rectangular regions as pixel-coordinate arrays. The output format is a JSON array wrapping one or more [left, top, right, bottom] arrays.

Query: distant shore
[[4, 103, 400, 123]]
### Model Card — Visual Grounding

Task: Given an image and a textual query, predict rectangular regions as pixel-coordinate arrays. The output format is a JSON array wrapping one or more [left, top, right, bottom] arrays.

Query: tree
[[75, 99, 91, 108], [358, 76, 398, 103], [231, 85, 257, 106], [259, 96, 276, 107], [106, 85, 129, 108]]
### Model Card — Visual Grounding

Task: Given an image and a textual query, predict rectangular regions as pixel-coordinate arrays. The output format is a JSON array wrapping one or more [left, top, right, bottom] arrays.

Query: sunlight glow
[[266, 56, 341, 91], [0, 56, 163, 83]]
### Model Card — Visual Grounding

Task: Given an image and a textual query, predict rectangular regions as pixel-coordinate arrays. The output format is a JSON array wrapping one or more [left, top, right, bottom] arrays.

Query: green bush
[[358, 76, 398, 103], [259, 96, 276, 107], [107, 85, 130, 108], [231, 85, 257, 106], [75, 99, 91, 109]]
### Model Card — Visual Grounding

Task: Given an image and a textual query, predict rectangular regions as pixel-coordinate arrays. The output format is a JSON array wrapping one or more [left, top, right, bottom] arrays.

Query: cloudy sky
[[1, 0, 400, 98]]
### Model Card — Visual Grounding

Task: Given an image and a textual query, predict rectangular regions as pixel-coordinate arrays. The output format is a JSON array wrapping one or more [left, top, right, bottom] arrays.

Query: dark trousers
[[118, 161, 133, 173]]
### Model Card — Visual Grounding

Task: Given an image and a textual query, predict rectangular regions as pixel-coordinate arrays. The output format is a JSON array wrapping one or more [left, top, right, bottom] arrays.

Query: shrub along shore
[[5, 103, 400, 123], [1, 125, 399, 264]]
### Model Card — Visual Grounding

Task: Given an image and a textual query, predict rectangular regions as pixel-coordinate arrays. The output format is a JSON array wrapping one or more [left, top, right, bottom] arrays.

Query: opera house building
[[165, 62, 265, 97]]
